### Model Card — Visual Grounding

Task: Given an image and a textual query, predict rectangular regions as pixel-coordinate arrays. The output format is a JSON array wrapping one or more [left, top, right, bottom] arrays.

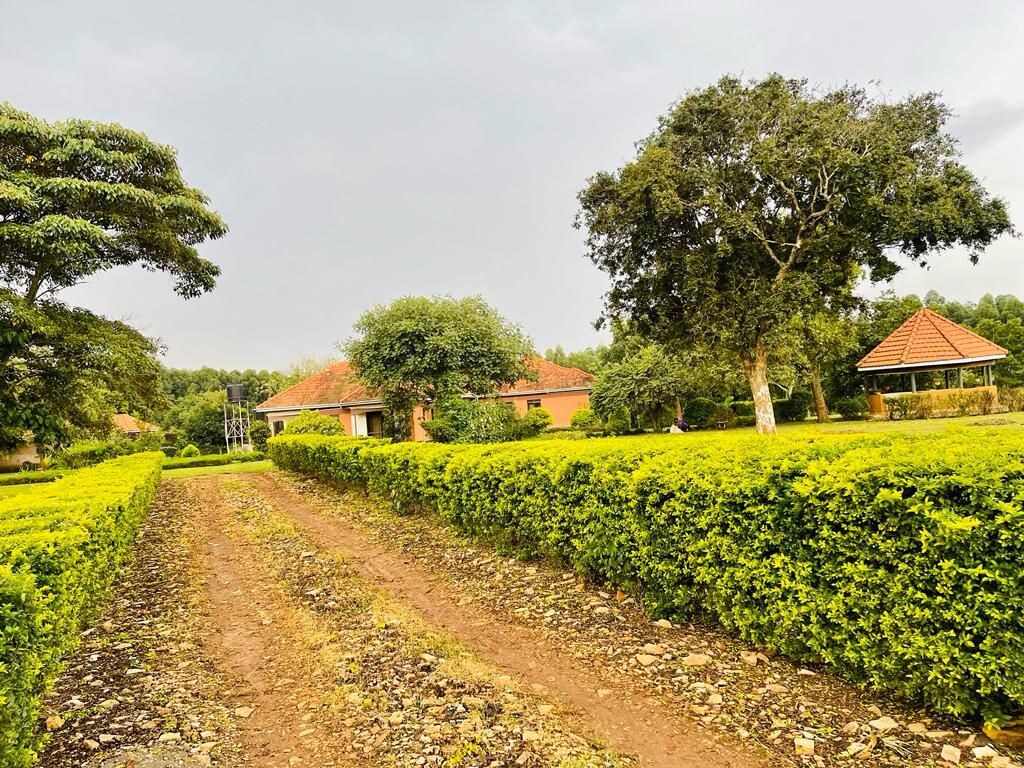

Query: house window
[[422, 407, 434, 421], [272, 420, 284, 435], [526, 399, 542, 410]]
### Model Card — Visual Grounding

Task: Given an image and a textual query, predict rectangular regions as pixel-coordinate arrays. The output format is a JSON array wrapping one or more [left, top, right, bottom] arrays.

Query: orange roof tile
[[857, 308, 1007, 371], [256, 357, 594, 411], [501, 357, 596, 393], [256, 361, 373, 410], [112, 414, 159, 434]]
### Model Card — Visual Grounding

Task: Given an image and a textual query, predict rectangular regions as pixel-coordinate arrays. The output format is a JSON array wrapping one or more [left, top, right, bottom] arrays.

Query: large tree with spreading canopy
[[0, 104, 227, 449], [577, 75, 1013, 434]]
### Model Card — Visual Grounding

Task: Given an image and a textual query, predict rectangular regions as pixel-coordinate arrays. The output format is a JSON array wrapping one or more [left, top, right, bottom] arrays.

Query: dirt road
[[40, 469, 1019, 768]]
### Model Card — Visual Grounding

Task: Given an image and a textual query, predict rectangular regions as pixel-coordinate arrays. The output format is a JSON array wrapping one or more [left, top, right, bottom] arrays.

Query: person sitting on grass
[[672, 416, 691, 433]]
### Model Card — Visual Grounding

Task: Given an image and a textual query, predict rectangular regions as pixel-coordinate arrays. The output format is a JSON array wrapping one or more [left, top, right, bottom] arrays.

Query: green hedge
[[161, 451, 265, 470], [268, 430, 1024, 723], [0, 453, 164, 766], [0, 470, 65, 487]]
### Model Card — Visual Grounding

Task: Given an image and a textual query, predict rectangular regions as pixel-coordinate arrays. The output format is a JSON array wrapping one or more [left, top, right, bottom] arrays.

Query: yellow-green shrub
[[0, 453, 163, 767], [268, 430, 1024, 723]]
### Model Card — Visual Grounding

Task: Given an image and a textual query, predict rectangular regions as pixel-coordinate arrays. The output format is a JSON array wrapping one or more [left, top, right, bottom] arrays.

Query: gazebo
[[857, 308, 1008, 417]]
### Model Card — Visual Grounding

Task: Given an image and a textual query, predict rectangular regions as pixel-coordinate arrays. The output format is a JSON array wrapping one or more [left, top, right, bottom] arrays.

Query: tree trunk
[[809, 363, 829, 423], [740, 346, 777, 436]]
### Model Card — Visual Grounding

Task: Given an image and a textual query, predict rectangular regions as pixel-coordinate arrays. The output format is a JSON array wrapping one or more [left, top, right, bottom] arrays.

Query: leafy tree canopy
[[590, 344, 684, 430], [578, 75, 1013, 434], [1, 104, 226, 449], [0, 289, 162, 449], [0, 103, 227, 302], [344, 296, 534, 439]]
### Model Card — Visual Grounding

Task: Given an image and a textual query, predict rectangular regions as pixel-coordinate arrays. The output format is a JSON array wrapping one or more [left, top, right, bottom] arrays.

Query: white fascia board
[[857, 354, 1006, 373]]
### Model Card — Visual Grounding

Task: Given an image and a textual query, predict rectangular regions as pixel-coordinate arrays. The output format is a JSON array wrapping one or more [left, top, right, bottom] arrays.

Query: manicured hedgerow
[[161, 451, 266, 470], [0, 452, 164, 767], [267, 430, 1024, 723], [0, 470, 65, 487]]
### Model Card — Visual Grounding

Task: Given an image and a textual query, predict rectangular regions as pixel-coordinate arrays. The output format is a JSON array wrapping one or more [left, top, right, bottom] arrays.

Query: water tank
[[226, 384, 247, 403]]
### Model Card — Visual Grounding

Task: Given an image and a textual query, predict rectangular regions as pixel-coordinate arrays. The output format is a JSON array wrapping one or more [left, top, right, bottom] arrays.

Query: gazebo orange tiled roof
[[857, 308, 1007, 372], [857, 308, 1007, 414]]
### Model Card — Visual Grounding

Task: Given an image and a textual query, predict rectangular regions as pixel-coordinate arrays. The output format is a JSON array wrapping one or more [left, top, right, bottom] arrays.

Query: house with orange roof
[[254, 357, 595, 440], [111, 413, 161, 438], [857, 308, 1007, 416]]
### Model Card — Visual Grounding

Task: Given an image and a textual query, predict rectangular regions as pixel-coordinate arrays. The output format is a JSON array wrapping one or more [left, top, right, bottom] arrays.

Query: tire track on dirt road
[[194, 476, 350, 768], [243, 471, 764, 768]]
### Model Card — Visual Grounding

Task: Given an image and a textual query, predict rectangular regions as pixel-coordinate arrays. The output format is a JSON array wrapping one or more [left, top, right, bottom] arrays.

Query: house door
[[366, 411, 385, 439]]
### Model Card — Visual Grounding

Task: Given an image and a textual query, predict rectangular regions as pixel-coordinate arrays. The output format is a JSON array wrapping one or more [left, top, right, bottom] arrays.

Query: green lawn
[[776, 410, 1024, 436], [161, 460, 274, 479]]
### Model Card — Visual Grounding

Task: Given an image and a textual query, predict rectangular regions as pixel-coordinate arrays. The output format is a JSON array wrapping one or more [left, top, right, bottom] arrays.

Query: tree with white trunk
[[576, 75, 1013, 434]]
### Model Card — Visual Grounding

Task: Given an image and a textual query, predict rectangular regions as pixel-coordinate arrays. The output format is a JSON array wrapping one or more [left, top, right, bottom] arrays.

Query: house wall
[[0, 443, 41, 471], [502, 390, 591, 427]]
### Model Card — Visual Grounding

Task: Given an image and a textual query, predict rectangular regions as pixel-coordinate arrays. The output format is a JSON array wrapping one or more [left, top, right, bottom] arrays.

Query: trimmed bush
[[162, 452, 265, 470], [520, 407, 553, 438], [835, 395, 869, 420], [569, 408, 602, 431], [249, 420, 272, 451], [776, 391, 813, 422], [683, 397, 718, 428], [268, 435, 387, 487], [0, 453, 163, 766], [283, 410, 346, 436], [268, 429, 1024, 723], [0, 470, 65, 487], [730, 400, 755, 417]]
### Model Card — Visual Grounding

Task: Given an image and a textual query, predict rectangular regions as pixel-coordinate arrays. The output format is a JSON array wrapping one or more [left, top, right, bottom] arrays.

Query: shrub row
[[0, 470, 65, 487], [0, 453, 164, 766], [162, 451, 266, 470], [268, 430, 1024, 723]]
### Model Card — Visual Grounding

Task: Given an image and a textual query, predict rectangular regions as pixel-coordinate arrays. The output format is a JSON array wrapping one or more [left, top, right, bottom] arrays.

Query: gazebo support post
[[910, 372, 917, 394], [959, 368, 964, 389], [944, 370, 949, 389]]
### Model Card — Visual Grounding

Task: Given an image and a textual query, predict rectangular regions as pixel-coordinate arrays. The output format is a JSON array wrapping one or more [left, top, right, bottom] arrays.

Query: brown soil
[[196, 478, 336, 767], [244, 472, 761, 768]]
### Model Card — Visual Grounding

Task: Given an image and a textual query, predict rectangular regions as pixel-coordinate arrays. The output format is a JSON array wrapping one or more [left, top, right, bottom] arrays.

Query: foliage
[[344, 296, 534, 439], [1, 104, 226, 451], [0, 452, 163, 766], [267, 435, 387, 487], [283, 410, 346, 436], [835, 395, 869, 420], [569, 408, 602, 431], [249, 420, 271, 451], [578, 75, 1013, 434], [683, 397, 719, 428], [0, 292, 163, 450], [179, 444, 200, 458], [159, 367, 288, 416], [163, 391, 226, 452], [730, 400, 755, 417], [591, 345, 683, 430], [0, 470, 65, 487], [270, 430, 1024, 723], [1000, 387, 1024, 413], [776, 391, 813, 422], [543, 345, 608, 375], [421, 398, 521, 444], [53, 432, 163, 470], [162, 451, 264, 469], [520, 407, 553, 438]]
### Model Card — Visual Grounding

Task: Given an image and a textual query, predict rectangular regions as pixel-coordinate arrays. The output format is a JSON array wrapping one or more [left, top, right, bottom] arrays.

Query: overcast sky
[[2, 1, 1023, 370]]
